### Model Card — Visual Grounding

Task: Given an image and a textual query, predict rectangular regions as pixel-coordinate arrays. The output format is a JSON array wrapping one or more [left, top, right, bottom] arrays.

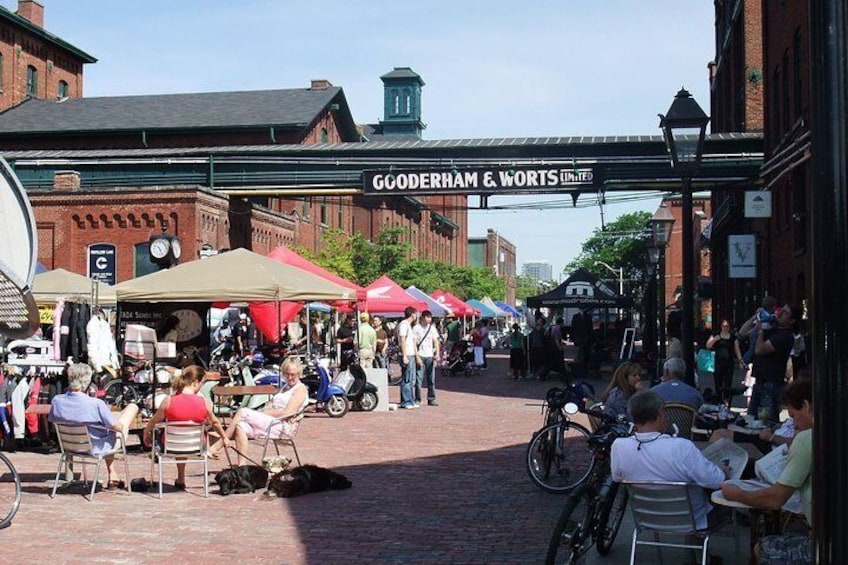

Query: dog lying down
[[264, 464, 352, 498], [214, 465, 270, 496]]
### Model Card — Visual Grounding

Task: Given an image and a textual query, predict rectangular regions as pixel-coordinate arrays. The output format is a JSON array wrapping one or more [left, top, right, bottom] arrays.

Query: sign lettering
[[87, 243, 117, 286]]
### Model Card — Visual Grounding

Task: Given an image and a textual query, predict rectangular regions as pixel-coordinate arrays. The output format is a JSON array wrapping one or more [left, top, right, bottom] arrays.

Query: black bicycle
[[526, 384, 595, 493], [545, 405, 632, 564], [0, 451, 21, 529]]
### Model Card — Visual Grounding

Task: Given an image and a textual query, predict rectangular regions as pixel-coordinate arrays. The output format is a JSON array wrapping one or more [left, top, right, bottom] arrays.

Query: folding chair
[[51, 423, 130, 501], [150, 421, 209, 498], [257, 408, 306, 466], [623, 480, 738, 565], [662, 402, 697, 440]]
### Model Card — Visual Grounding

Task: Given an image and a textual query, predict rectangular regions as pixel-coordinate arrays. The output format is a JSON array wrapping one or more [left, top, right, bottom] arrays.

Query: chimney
[[17, 1, 44, 28], [54, 171, 80, 191], [310, 79, 332, 90]]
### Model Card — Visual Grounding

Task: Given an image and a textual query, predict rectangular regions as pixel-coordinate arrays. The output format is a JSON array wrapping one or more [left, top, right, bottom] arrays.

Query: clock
[[170, 238, 182, 259], [149, 237, 170, 260], [163, 308, 204, 342]]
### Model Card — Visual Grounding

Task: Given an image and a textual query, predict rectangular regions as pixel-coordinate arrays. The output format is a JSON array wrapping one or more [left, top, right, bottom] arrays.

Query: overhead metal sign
[[362, 164, 599, 195]]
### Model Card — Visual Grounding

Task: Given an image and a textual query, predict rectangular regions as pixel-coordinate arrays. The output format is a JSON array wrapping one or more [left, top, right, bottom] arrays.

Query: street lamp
[[650, 204, 675, 365], [594, 260, 624, 320], [659, 88, 709, 384]]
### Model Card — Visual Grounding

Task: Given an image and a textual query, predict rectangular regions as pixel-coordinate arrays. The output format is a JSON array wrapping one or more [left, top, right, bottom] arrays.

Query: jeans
[[399, 359, 417, 406], [417, 356, 436, 403], [749, 380, 785, 422]]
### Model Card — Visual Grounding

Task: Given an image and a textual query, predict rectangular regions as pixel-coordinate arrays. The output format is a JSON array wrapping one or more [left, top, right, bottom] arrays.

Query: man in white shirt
[[611, 390, 728, 529], [413, 310, 441, 407], [396, 307, 419, 409]]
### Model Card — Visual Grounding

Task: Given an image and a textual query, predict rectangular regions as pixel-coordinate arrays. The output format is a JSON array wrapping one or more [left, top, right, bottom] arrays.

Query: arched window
[[391, 89, 399, 114], [320, 128, 328, 143], [26, 65, 37, 97], [58, 80, 68, 98]]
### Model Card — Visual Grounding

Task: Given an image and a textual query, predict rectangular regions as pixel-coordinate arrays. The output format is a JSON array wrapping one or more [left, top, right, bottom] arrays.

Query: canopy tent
[[32, 268, 117, 306], [525, 268, 632, 309], [479, 296, 510, 317], [495, 301, 522, 317], [114, 248, 357, 303], [405, 286, 451, 317], [249, 246, 364, 342], [363, 275, 427, 317], [466, 298, 506, 319], [430, 290, 479, 317]]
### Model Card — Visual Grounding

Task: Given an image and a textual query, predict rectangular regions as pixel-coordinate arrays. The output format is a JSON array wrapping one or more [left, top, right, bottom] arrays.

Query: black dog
[[215, 465, 269, 496], [265, 464, 352, 498]]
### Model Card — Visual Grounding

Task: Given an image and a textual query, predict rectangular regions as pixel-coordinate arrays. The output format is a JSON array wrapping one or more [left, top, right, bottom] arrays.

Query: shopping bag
[[697, 349, 715, 373]]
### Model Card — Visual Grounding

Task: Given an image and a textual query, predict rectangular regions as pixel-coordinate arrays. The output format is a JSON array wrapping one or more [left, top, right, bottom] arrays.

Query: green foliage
[[514, 274, 545, 303], [390, 259, 504, 300], [564, 211, 653, 301]]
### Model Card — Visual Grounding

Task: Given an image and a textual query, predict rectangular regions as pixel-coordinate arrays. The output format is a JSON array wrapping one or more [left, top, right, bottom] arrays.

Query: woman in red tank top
[[143, 366, 229, 489]]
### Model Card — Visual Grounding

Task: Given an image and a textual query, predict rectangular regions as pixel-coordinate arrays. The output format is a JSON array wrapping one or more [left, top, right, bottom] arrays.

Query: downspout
[[269, 126, 277, 144], [141, 130, 148, 148], [209, 154, 215, 189]]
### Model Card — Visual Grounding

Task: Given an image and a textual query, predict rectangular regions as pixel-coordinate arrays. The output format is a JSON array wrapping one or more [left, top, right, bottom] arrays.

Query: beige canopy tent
[[32, 268, 117, 306], [114, 248, 357, 303]]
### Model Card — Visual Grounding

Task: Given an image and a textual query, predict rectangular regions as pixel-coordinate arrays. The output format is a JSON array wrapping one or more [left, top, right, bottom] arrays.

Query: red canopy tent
[[430, 290, 480, 317], [364, 275, 427, 316], [249, 246, 364, 342]]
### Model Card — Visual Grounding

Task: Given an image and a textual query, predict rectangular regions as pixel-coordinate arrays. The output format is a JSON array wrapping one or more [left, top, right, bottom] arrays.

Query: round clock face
[[149, 237, 170, 259], [165, 309, 204, 342], [171, 238, 182, 259]]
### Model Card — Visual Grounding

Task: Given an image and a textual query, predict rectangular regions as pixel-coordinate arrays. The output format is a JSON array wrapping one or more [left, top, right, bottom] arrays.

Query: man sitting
[[720, 379, 813, 564], [611, 390, 729, 530], [48, 363, 138, 489], [652, 357, 704, 410]]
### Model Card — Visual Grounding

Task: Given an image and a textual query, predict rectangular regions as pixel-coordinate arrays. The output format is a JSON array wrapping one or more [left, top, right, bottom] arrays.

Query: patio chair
[[51, 422, 130, 501], [623, 480, 738, 565], [662, 402, 696, 440], [150, 421, 209, 498], [256, 408, 307, 466]]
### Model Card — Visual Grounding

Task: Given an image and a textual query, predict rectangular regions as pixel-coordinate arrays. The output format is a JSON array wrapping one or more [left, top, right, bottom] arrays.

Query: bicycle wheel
[[103, 379, 139, 408], [594, 482, 628, 555], [0, 453, 21, 529], [526, 421, 593, 493], [545, 484, 594, 565]]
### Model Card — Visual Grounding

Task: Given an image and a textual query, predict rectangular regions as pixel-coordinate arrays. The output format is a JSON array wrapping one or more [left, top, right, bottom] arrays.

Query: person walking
[[372, 315, 389, 369], [508, 323, 526, 380], [397, 307, 419, 409], [413, 310, 440, 406], [357, 312, 377, 369], [705, 319, 742, 404], [528, 318, 546, 379]]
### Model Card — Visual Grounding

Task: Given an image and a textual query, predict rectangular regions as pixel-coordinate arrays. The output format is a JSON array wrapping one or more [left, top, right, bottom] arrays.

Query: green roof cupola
[[379, 67, 425, 138]]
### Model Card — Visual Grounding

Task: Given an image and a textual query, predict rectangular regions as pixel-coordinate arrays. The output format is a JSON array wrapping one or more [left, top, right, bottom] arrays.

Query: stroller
[[443, 340, 477, 377]]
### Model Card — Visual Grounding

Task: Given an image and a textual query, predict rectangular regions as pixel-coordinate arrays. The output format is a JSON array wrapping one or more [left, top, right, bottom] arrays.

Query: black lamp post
[[650, 203, 675, 370], [659, 88, 709, 384]]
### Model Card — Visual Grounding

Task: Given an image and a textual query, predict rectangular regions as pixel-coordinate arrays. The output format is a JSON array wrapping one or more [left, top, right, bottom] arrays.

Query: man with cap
[[358, 312, 377, 369], [235, 313, 250, 357]]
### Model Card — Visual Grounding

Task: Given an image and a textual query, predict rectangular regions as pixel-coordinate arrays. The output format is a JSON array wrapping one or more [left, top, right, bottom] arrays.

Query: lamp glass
[[651, 205, 675, 247], [647, 245, 660, 265]]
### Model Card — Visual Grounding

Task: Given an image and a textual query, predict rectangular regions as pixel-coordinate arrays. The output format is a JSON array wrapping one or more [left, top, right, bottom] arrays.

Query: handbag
[[697, 349, 715, 373]]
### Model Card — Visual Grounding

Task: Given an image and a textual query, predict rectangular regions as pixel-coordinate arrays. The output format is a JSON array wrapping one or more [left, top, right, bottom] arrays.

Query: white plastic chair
[[623, 480, 738, 565], [51, 422, 130, 501], [150, 421, 209, 498]]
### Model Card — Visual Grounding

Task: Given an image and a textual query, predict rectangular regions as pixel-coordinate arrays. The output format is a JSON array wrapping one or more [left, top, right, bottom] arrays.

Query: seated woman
[[142, 365, 229, 489], [601, 361, 642, 419], [208, 357, 309, 465]]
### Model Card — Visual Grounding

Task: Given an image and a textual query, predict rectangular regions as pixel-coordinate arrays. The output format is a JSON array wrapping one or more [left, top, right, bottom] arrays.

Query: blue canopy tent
[[495, 301, 521, 317], [466, 298, 506, 319], [405, 286, 451, 317]]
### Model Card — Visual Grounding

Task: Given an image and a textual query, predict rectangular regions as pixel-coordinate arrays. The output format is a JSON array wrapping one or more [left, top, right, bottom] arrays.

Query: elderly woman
[[48, 363, 139, 489], [143, 365, 229, 489], [208, 357, 309, 465], [601, 361, 643, 419]]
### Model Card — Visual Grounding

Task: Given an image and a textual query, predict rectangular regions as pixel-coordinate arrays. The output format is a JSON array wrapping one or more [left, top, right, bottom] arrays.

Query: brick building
[[467, 229, 517, 304], [0, 1, 94, 110]]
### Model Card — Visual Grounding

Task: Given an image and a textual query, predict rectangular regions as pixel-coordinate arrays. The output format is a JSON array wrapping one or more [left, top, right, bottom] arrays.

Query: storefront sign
[[362, 165, 599, 195], [88, 243, 116, 285], [728, 234, 756, 278], [744, 191, 772, 218]]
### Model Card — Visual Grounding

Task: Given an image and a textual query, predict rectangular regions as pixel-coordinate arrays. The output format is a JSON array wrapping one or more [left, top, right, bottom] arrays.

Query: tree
[[514, 274, 545, 303], [564, 211, 652, 303]]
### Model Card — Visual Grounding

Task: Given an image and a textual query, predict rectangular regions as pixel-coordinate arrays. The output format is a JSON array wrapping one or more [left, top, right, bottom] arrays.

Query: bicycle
[[0, 451, 21, 529], [545, 404, 632, 564], [526, 384, 595, 493]]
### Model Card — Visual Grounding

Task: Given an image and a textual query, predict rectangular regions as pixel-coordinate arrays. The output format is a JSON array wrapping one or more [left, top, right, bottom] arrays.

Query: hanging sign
[[728, 234, 756, 279], [88, 243, 117, 286]]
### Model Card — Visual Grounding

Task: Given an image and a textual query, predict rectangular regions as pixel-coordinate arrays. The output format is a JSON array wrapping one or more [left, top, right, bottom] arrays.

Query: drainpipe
[[269, 126, 277, 144], [141, 130, 148, 148], [209, 154, 215, 189]]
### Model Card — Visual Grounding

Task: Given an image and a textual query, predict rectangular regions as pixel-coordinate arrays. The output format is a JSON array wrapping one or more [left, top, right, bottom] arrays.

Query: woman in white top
[[208, 357, 309, 465]]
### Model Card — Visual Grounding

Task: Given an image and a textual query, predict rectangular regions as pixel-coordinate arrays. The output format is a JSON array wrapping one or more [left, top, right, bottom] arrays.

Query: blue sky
[[23, 0, 715, 278]]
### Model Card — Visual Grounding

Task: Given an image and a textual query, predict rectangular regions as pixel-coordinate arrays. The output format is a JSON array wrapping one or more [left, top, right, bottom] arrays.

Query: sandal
[[174, 481, 186, 490]]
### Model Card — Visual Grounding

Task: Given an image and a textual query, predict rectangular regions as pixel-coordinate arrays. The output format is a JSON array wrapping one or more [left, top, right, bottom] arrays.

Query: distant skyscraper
[[522, 261, 553, 281]]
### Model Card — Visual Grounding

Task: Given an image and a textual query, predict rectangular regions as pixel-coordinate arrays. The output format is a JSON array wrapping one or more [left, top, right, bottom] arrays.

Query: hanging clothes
[[25, 375, 42, 436], [11, 376, 30, 439], [52, 299, 65, 361], [68, 302, 91, 361], [87, 309, 118, 372]]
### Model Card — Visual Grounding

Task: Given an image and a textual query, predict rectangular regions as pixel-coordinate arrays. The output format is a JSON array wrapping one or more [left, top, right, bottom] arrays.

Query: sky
[[21, 0, 716, 279]]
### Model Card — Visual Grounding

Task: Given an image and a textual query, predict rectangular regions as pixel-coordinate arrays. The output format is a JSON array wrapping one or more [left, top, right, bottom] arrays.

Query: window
[[26, 65, 37, 97], [58, 80, 68, 98], [391, 89, 399, 114], [320, 197, 328, 225], [302, 197, 310, 220], [320, 128, 328, 143], [337, 198, 343, 228]]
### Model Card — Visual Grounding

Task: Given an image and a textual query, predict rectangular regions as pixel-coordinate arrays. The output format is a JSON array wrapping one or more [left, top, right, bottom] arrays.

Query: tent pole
[[305, 303, 311, 359]]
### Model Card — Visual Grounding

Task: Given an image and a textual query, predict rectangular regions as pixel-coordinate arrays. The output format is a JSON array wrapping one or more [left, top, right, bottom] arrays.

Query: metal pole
[[658, 247, 667, 364], [681, 179, 696, 385], [810, 0, 848, 557]]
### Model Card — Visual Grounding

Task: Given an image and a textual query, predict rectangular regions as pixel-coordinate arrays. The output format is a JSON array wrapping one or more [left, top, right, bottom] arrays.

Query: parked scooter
[[300, 358, 349, 417], [335, 363, 379, 411]]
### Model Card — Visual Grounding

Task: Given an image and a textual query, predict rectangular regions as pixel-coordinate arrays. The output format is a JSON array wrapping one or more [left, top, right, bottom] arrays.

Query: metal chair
[[257, 408, 306, 466], [150, 421, 209, 498], [51, 422, 130, 501], [623, 480, 738, 565], [662, 402, 697, 440]]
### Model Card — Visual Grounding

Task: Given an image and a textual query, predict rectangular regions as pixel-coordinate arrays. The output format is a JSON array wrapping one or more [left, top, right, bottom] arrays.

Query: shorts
[[759, 534, 813, 564], [236, 408, 296, 440]]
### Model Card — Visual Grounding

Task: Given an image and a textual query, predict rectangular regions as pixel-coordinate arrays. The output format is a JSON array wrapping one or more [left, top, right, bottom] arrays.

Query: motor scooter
[[335, 363, 379, 411], [299, 358, 349, 417]]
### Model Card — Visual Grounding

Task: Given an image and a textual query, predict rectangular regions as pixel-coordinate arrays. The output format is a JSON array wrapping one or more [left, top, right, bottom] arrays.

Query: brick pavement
[[1, 352, 748, 564]]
